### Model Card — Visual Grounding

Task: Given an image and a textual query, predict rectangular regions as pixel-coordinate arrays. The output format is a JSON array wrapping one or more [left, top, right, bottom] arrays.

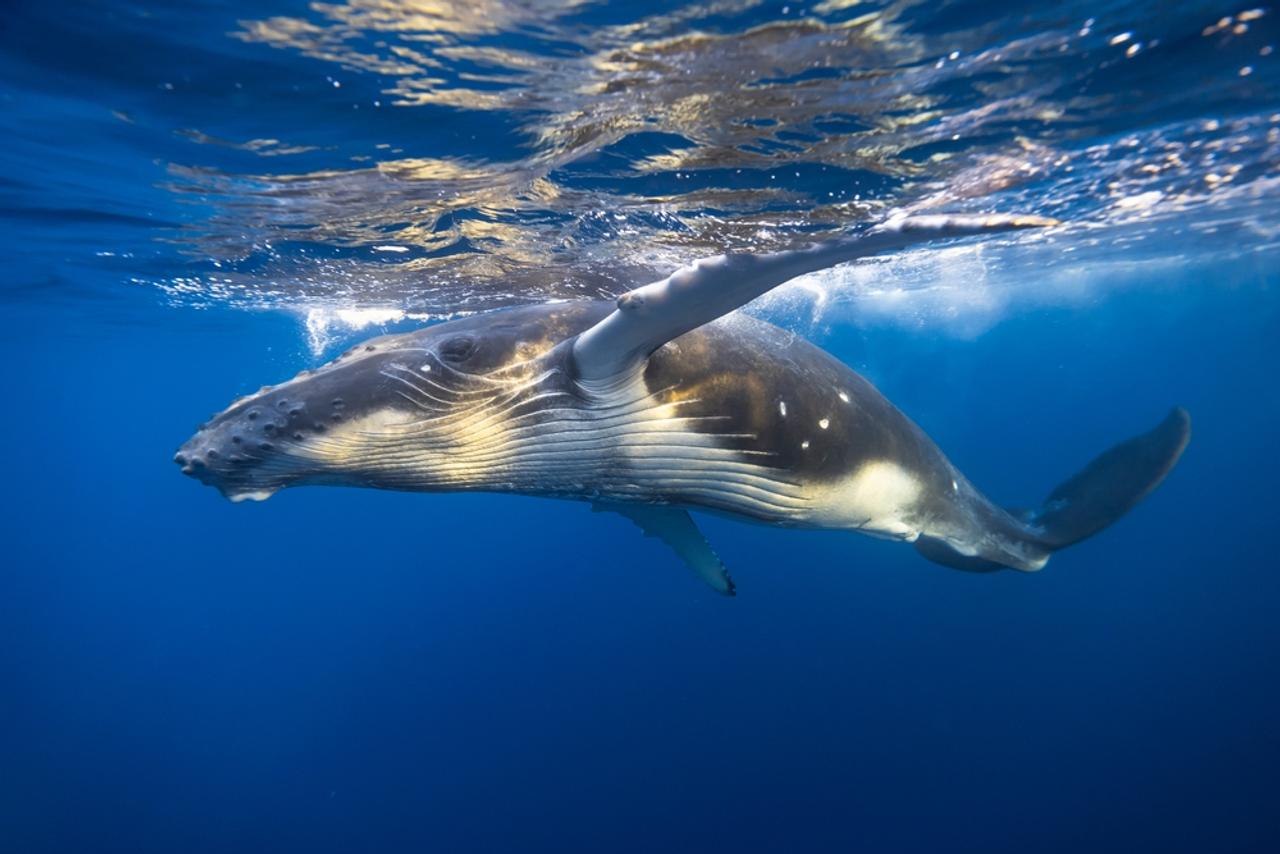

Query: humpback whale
[[176, 213, 1190, 595]]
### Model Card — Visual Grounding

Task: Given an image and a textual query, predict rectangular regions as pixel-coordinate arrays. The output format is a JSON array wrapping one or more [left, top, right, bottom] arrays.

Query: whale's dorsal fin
[[594, 503, 735, 596], [571, 213, 1057, 382]]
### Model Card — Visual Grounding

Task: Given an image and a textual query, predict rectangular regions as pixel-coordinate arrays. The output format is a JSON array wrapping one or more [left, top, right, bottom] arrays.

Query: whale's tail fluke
[[1029, 406, 1191, 551], [915, 407, 1191, 573]]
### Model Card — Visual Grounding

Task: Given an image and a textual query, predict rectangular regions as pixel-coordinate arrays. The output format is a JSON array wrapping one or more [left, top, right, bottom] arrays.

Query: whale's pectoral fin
[[594, 503, 735, 596], [571, 212, 1058, 382]]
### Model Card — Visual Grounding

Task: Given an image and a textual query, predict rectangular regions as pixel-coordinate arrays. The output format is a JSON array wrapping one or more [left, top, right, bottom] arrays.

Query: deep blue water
[[3, 1, 1279, 852]]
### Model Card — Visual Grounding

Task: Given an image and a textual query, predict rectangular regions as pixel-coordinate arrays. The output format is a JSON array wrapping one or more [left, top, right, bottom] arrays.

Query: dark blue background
[[5, 267, 1278, 852], [2, 1, 1279, 852]]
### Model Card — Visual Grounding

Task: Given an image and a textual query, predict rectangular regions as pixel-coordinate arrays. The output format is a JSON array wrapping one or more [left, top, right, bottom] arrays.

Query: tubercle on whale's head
[[173, 334, 409, 502]]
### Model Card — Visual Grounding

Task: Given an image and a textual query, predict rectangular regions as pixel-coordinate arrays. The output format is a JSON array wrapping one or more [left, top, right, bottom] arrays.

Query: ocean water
[[2, 1, 1278, 851]]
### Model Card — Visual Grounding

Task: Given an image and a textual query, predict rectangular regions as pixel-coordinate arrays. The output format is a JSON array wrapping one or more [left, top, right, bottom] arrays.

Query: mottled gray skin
[[178, 301, 1038, 567]]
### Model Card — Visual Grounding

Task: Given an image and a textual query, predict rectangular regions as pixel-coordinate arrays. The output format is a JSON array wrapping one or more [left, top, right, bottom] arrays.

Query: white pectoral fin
[[570, 212, 1058, 382], [595, 503, 736, 596]]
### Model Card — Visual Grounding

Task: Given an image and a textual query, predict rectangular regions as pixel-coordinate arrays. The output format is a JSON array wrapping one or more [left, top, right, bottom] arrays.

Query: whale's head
[[176, 303, 609, 502]]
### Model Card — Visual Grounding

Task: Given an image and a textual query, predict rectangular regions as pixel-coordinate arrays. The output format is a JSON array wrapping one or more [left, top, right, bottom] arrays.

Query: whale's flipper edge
[[571, 212, 1058, 382], [916, 407, 1191, 573], [595, 503, 736, 596]]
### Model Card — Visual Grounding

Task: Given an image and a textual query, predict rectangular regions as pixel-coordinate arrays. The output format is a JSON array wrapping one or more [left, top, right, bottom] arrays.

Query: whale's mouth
[[174, 442, 291, 502]]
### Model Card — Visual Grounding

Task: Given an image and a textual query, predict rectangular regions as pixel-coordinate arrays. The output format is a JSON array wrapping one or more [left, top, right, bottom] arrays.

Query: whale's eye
[[439, 335, 477, 363]]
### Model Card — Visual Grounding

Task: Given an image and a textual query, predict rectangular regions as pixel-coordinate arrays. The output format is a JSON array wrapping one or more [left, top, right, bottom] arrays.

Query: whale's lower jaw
[[266, 413, 939, 539], [259, 374, 820, 524], [289, 423, 817, 523]]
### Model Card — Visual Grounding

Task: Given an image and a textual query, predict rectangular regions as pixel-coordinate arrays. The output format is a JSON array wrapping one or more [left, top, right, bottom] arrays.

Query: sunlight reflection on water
[[137, 0, 1279, 345]]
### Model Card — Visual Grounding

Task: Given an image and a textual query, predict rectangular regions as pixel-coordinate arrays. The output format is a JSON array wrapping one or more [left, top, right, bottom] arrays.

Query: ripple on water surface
[[0, 1, 1276, 344]]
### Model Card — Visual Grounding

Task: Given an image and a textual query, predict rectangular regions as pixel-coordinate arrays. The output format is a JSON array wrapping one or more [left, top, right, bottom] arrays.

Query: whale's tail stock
[[915, 407, 1192, 572]]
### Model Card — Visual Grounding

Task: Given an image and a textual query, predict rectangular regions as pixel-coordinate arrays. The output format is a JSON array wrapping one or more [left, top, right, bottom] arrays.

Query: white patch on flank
[[228, 489, 277, 503], [818, 418, 830, 430], [838, 391, 850, 403], [779, 401, 787, 417], [800, 440, 810, 450], [809, 460, 923, 539]]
